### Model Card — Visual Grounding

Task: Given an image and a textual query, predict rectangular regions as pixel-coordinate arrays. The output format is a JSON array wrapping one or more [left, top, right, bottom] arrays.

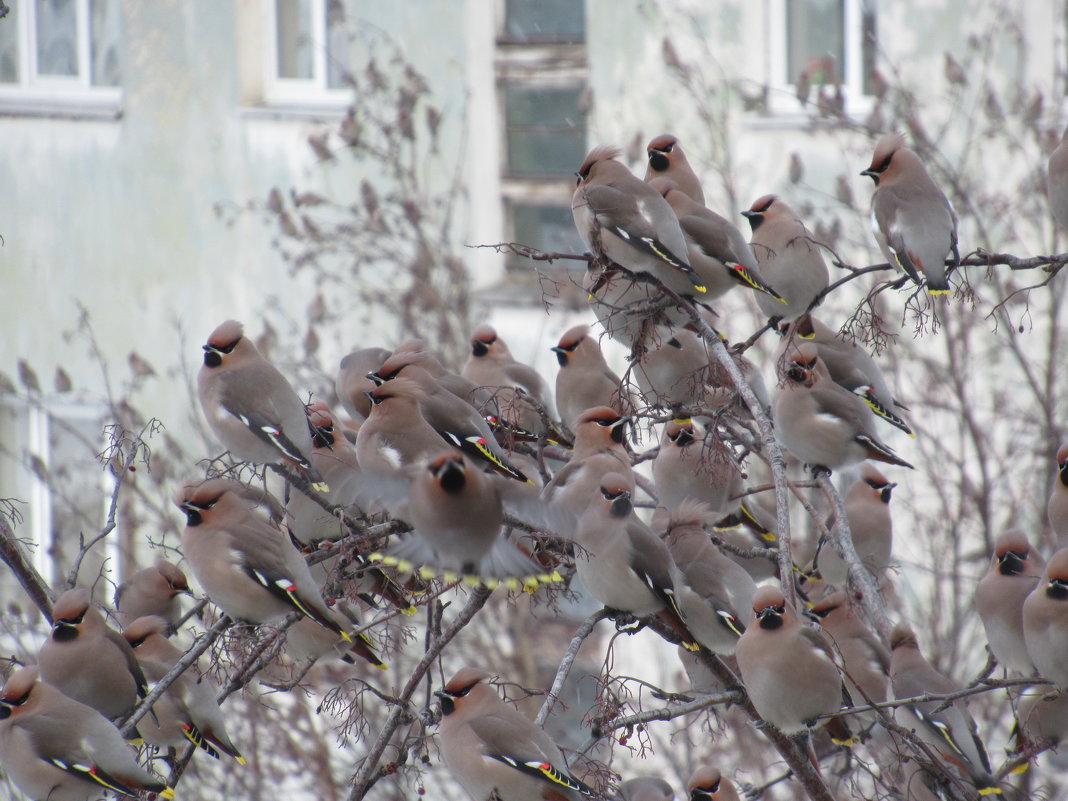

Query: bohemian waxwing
[[1048, 126, 1068, 232], [380, 340, 500, 416], [37, 588, 149, 722], [573, 146, 707, 299], [368, 359, 529, 482], [113, 559, 190, 628], [652, 419, 745, 520], [809, 463, 895, 587], [175, 477, 350, 640], [283, 600, 387, 669], [772, 343, 914, 472], [574, 473, 699, 649], [1047, 443, 1068, 543], [742, 195, 829, 322], [861, 133, 959, 295], [649, 177, 785, 304], [888, 623, 999, 796], [631, 327, 709, 409], [661, 500, 751, 655], [541, 406, 633, 526], [462, 325, 558, 438], [336, 346, 392, 423], [198, 319, 327, 491], [1023, 547, 1068, 688], [644, 133, 706, 204], [374, 451, 552, 590], [777, 314, 912, 436], [436, 667, 595, 801], [615, 775, 674, 801], [122, 615, 245, 762], [552, 324, 628, 429], [975, 529, 1045, 675], [0, 666, 174, 801], [808, 592, 891, 717], [1016, 687, 1068, 752], [734, 585, 850, 740], [582, 257, 667, 349], [687, 765, 740, 801]]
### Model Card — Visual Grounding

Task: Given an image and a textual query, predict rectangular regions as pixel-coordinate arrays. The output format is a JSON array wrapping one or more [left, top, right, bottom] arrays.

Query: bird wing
[[216, 373, 314, 469], [581, 184, 691, 269], [469, 713, 594, 797]]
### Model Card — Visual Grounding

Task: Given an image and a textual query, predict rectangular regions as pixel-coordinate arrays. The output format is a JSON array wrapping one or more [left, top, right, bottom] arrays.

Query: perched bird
[[644, 133, 706, 204], [773, 343, 914, 473], [1048, 126, 1068, 232], [687, 765, 740, 801], [1023, 547, 1068, 688], [631, 327, 709, 408], [436, 667, 595, 801], [889, 623, 999, 796], [114, 559, 190, 628], [777, 314, 911, 436], [552, 324, 628, 429], [1047, 443, 1068, 543], [198, 319, 327, 491], [809, 464, 896, 587], [574, 473, 698, 649], [462, 325, 558, 437], [615, 775, 674, 801], [649, 177, 785, 304], [808, 591, 891, 716], [1016, 687, 1068, 752], [652, 419, 745, 520], [122, 615, 245, 762], [661, 501, 751, 655], [735, 585, 851, 743], [572, 146, 707, 298], [975, 529, 1045, 674], [0, 666, 174, 801], [742, 195, 829, 322], [175, 477, 350, 640], [336, 346, 391, 423], [37, 588, 149, 722], [283, 601, 387, 669], [541, 406, 633, 525], [861, 133, 959, 295], [378, 341, 499, 415], [374, 451, 551, 589]]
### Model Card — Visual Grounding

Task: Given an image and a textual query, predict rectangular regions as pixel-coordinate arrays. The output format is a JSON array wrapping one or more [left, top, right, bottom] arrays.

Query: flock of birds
[[3, 129, 1068, 801]]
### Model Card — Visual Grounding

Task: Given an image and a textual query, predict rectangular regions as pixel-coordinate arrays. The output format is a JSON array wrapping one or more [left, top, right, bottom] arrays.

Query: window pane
[[787, 0, 844, 86], [511, 202, 586, 256], [505, 85, 586, 177], [861, 0, 877, 95], [504, 0, 585, 44], [36, 0, 78, 77], [325, 0, 348, 89], [276, 0, 313, 80], [0, 3, 18, 83], [90, 0, 122, 87]]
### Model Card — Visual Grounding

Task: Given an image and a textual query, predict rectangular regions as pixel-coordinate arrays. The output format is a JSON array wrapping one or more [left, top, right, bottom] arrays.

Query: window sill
[[743, 99, 876, 131], [240, 100, 351, 122], [0, 90, 123, 120]]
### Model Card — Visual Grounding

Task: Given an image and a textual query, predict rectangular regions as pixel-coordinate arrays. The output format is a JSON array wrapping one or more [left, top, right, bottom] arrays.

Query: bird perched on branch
[[687, 765, 740, 801], [0, 666, 175, 801], [198, 319, 327, 491], [114, 559, 191, 629], [1048, 126, 1068, 232], [552, 324, 628, 430], [1023, 547, 1068, 689], [862, 133, 959, 295], [644, 133, 706, 204], [975, 529, 1044, 675], [436, 667, 596, 801], [336, 346, 391, 423], [653, 419, 745, 520], [1047, 443, 1068, 544]]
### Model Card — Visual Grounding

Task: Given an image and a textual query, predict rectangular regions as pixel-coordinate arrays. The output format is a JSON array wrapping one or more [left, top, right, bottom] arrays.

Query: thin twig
[[535, 608, 612, 726]]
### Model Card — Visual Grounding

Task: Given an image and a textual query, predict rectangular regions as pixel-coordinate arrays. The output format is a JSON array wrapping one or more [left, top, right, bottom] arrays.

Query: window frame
[[262, 0, 351, 111], [0, 0, 122, 118], [764, 0, 874, 119]]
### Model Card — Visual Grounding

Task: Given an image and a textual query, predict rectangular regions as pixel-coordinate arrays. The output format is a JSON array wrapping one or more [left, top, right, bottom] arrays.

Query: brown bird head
[[551, 324, 590, 368], [436, 666, 493, 716], [575, 145, 623, 186], [1056, 443, 1068, 486], [664, 418, 698, 449], [781, 343, 819, 388], [370, 349, 423, 383], [174, 477, 244, 527], [888, 622, 919, 651], [202, 319, 247, 369], [687, 765, 726, 801], [807, 590, 852, 627], [307, 404, 338, 449], [1045, 548, 1068, 601], [859, 463, 895, 504], [50, 588, 93, 642], [427, 452, 468, 495], [860, 132, 910, 186], [365, 375, 424, 411], [468, 325, 501, 359], [575, 406, 630, 449], [598, 472, 633, 519], [992, 529, 1033, 577], [155, 559, 190, 597], [646, 133, 680, 173], [741, 194, 777, 234], [0, 666, 40, 720], [751, 585, 788, 630], [122, 615, 168, 650]]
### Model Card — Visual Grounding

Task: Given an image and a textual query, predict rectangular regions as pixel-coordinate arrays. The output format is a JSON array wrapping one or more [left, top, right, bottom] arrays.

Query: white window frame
[[262, 0, 350, 110], [0, 0, 122, 117], [764, 0, 873, 119]]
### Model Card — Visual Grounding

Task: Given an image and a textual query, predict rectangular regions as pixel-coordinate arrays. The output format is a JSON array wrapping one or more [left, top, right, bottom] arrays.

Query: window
[[0, 0, 122, 115], [265, 0, 350, 107], [497, 0, 588, 272], [766, 0, 876, 116]]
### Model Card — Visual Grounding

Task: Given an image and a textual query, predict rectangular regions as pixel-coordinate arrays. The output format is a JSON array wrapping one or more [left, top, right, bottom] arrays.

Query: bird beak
[[365, 372, 385, 386], [740, 209, 757, 218]]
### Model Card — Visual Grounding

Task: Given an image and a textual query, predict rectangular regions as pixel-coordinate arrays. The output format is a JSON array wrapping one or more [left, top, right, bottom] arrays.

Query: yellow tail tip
[[401, 605, 417, 616], [339, 630, 352, 643], [373, 661, 389, 670], [760, 532, 777, 542], [977, 787, 1001, 796], [234, 756, 248, 766], [694, 285, 707, 293], [682, 640, 701, 652], [417, 565, 437, 580], [126, 738, 144, 747], [312, 482, 330, 493], [928, 288, 951, 296], [159, 788, 176, 800], [1009, 762, 1028, 775], [907, 431, 916, 439], [672, 417, 691, 425], [831, 736, 858, 747]]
